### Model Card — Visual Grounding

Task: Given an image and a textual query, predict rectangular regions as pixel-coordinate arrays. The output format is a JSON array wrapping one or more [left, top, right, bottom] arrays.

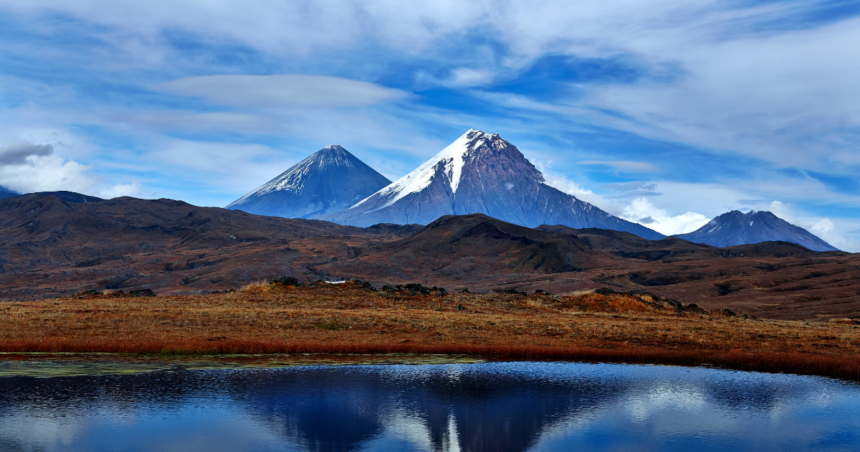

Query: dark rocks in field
[[457, 304, 466, 311], [500, 288, 527, 296], [350, 280, 375, 291], [534, 289, 552, 295], [714, 308, 737, 317], [274, 276, 302, 286], [212, 289, 235, 294], [380, 283, 446, 296], [129, 288, 156, 297]]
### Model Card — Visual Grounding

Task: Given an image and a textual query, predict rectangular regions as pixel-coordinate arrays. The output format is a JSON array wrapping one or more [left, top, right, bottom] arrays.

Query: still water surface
[[1, 361, 859, 451]]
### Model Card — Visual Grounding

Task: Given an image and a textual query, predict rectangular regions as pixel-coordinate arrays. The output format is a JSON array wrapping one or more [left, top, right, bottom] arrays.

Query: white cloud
[[158, 74, 407, 108], [111, 111, 279, 133], [578, 160, 660, 173], [419, 68, 497, 88], [533, 159, 617, 211], [620, 197, 710, 236], [765, 200, 860, 252], [98, 181, 144, 198], [0, 140, 144, 199]]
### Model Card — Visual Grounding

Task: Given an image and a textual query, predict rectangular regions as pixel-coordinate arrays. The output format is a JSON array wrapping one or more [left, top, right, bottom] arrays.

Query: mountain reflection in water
[[1, 362, 859, 451]]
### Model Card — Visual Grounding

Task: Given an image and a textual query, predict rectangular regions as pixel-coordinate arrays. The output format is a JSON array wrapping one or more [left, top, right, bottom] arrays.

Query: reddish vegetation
[[2, 281, 859, 381]]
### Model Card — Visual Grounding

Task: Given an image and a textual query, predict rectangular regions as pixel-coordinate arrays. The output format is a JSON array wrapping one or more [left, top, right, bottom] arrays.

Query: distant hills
[[226, 145, 391, 219], [0, 185, 17, 199], [0, 188, 102, 202], [676, 210, 838, 252], [2, 193, 857, 321]]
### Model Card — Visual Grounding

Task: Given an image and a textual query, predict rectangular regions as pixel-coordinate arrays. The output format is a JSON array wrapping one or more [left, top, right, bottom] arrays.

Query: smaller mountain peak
[[677, 209, 838, 251]]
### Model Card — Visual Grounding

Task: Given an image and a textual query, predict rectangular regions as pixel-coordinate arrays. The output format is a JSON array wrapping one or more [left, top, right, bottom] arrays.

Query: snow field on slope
[[353, 129, 483, 210]]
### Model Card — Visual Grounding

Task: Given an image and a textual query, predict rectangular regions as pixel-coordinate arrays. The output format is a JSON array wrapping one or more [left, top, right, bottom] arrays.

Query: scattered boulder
[[379, 283, 446, 296], [129, 288, 156, 297], [713, 308, 737, 317], [274, 276, 302, 286]]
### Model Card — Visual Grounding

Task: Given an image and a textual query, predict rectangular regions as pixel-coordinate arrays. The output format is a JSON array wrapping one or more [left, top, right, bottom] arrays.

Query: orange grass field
[[2, 281, 859, 381]]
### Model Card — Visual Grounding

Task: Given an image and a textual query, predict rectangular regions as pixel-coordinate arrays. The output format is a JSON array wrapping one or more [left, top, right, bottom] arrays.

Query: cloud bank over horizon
[[1, 0, 859, 250]]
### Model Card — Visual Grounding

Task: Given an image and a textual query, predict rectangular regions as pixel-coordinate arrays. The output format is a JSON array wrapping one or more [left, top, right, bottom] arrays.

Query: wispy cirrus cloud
[[158, 74, 408, 108], [578, 160, 660, 173]]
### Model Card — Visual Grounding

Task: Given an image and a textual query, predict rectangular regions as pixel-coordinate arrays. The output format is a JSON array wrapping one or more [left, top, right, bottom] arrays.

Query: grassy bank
[[2, 281, 858, 380]]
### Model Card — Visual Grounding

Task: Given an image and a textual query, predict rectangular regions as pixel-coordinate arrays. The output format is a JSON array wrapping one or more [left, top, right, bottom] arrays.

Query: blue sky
[[0, 0, 859, 250]]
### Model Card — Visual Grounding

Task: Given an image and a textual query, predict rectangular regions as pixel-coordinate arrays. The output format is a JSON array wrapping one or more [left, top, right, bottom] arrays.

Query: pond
[[1, 360, 858, 451]]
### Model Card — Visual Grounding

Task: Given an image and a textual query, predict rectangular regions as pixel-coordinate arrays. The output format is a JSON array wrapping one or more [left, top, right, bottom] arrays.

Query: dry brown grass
[[2, 281, 859, 380]]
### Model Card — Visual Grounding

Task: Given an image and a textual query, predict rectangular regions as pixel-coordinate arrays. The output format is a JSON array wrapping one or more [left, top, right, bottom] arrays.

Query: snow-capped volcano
[[675, 210, 838, 251], [329, 129, 664, 240], [226, 145, 391, 219]]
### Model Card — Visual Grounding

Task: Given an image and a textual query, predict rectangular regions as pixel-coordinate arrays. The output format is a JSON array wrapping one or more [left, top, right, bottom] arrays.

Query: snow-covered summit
[[356, 129, 503, 209], [226, 145, 390, 219], [329, 129, 664, 239]]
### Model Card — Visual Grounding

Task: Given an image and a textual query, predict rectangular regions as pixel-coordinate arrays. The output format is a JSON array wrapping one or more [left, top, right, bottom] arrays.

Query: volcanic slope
[[227, 145, 391, 219], [0, 193, 418, 298], [322, 214, 607, 282], [676, 210, 838, 252], [329, 129, 664, 240]]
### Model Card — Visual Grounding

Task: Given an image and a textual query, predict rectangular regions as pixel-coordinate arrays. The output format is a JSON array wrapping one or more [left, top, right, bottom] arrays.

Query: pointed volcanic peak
[[330, 129, 664, 240], [226, 145, 391, 219], [675, 210, 839, 252]]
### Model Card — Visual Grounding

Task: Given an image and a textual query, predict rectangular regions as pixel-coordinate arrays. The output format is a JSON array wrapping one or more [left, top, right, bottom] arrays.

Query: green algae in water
[[0, 353, 485, 378]]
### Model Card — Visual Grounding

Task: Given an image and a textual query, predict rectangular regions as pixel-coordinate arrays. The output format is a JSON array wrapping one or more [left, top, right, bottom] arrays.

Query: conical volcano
[[226, 145, 391, 219], [330, 129, 664, 240], [676, 210, 838, 251]]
